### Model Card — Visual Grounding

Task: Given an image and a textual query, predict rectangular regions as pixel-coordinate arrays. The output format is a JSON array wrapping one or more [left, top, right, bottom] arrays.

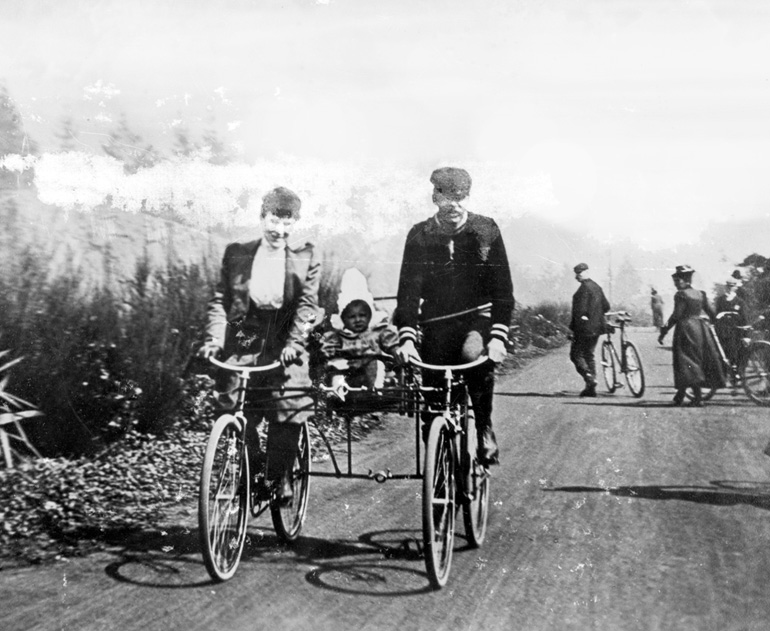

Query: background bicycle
[[688, 313, 770, 406], [600, 310, 646, 397]]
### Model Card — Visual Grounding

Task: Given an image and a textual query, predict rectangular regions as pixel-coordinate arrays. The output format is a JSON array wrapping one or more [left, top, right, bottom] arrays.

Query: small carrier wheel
[[270, 422, 311, 542], [422, 415, 456, 589], [622, 342, 646, 397], [742, 340, 770, 406], [199, 414, 250, 582], [601, 340, 618, 393], [461, 406, 489, 548]]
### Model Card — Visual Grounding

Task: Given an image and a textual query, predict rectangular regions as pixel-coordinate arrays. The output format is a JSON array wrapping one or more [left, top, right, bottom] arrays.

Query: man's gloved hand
[[396, 340, 421, 364], [487, 338, 508, 364], [197, 342, 222, 360]]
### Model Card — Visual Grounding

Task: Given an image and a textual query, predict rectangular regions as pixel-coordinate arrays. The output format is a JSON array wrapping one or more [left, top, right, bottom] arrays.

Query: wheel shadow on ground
[[103, 524, 451, 595], [545, 481, 770, 510], [496, 391, 578, 398]]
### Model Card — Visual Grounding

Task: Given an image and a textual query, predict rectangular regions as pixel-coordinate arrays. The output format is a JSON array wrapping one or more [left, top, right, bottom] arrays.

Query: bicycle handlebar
[[208, 356, 283, 373], [408, 356, 489, 372]]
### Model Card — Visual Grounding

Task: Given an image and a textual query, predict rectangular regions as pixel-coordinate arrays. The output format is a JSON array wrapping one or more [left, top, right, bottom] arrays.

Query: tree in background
[[0, 83, 36, 189], [101, 113, 161, 174], [612, 258, 644, 311], [56, 116, 80, 152]]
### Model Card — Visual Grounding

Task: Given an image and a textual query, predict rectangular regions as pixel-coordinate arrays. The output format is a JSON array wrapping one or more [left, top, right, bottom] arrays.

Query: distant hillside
[[0, 190, 227, 287]]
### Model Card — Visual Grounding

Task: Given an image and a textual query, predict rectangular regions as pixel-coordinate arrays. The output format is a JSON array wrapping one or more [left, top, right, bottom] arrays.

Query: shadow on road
[[545, 481, 770, 510], [102, 524, 449, 595]]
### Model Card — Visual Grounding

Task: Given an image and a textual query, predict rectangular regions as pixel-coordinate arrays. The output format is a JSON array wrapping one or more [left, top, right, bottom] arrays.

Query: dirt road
[[6, 328, 770, 631]]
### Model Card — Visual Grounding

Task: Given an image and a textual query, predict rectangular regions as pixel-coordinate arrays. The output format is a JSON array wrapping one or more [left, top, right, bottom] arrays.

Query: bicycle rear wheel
[[742, 340, 770, 406], [461, 406, 489, 548], [622, 341, 646, 397], [601, 340, 618, 393], [270, 422, 311, 542], [199, 414, 250, 582], [423, 415, 456, 589]]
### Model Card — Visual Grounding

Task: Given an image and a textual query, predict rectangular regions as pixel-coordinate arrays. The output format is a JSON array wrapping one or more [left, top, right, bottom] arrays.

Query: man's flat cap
[[430, 167, 472, 200], [573, 262, 589, 274]]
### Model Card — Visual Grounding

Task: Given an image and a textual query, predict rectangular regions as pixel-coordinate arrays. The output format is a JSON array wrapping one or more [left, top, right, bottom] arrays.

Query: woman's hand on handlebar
[[197, 341, 222, 360], [396, 340, 421, 364]]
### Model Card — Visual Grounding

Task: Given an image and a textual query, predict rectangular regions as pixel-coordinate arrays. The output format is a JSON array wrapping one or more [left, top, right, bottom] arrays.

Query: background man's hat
[[573, 262, 589, 274], [262, 186, 301, 216], [672, 264, 695, 278], [430, 167, 472, 200]]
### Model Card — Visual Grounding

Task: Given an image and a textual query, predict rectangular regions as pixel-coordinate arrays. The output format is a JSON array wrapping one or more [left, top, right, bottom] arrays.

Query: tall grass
[[0, 247, 216, 456]]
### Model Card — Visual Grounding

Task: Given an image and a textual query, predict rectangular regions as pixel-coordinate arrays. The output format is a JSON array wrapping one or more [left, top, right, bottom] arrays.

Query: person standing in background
[[569, 263, 611, 398], [650, 287, 665, 333]]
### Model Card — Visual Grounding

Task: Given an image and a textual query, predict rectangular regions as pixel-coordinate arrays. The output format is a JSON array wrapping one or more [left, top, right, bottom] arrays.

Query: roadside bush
[[512, 302, 570, 351], [0, 248, 217, 455]]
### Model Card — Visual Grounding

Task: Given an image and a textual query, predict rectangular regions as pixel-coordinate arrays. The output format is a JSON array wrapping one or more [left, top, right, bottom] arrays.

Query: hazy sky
[[2, 0, 770, 251]]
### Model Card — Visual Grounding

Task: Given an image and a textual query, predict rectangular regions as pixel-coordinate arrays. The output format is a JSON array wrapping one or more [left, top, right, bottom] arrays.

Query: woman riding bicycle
[[198, 186, 321, 503]]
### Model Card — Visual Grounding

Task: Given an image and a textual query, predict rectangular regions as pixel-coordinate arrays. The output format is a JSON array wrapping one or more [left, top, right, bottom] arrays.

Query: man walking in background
[[395, 167, 514, 464], [569, 262, 610, 398]]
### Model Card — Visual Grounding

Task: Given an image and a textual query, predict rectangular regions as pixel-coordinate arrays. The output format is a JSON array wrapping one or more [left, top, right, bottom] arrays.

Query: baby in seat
[[319, 299, 399, 401]]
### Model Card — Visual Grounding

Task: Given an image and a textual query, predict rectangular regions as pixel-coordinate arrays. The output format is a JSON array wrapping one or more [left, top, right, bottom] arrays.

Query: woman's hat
[[671, 264, 695, 279], [725, 278, 737, 287]]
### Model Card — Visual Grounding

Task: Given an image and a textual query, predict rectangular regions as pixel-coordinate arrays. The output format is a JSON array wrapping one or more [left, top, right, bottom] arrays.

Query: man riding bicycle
[[394, 167, 514, 465]]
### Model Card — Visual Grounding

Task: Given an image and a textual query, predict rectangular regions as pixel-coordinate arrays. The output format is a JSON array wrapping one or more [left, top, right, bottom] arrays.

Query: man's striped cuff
[[398, 326, 418, 344], [491, 323, 509, 343]]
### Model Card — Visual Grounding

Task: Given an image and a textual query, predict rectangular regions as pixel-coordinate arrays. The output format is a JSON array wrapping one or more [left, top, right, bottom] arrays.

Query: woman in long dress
[[657, 265, 726, 406]]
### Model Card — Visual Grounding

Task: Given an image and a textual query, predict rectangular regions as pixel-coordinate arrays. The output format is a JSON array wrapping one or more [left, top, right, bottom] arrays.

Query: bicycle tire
[[423, 415, 456, 589], [601, 340, 618, 393], [622, 341, 646, 398], [199, 414, 250, 582], [742, 340, 770, 406], [270, 422, 311, 542], [461, 404, 489, 548]]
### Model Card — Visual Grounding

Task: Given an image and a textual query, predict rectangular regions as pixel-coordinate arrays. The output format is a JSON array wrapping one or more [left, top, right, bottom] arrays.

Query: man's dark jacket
[[570, 278, 610, 338]]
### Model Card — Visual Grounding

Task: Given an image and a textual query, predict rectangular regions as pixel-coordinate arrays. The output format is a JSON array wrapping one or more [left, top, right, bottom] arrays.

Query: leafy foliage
[[0, 248, 217, 455], [0, 417, 209, 564]]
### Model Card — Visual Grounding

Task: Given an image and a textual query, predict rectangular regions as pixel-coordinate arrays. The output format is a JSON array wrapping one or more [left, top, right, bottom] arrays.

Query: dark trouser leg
[[570, 335, 600, 385], [422, 318, 499, 463]]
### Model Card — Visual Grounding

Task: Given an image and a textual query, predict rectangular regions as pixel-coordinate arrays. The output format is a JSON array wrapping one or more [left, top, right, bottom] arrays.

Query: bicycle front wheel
[[742, 341, 770, 406], [461, 406, 489, 548], [199, 414, 250, 582], [270, 422, 311, 542], [423, 415, 456, 589], [622, 342, 646, 397], [601, 340, 618, 393]]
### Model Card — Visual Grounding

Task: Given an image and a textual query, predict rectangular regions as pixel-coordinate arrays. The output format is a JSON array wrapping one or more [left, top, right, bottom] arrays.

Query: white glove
[[487, 338, 508, 364], [396, 340, 421, 364]]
